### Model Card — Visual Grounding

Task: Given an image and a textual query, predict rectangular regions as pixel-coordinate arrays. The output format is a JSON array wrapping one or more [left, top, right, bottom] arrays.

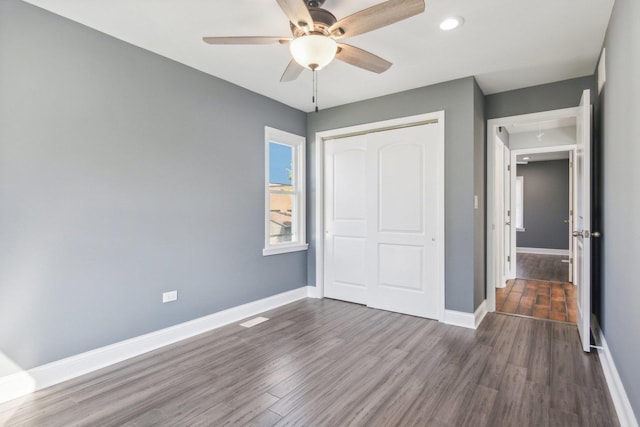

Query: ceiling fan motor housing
[[305, 0, 326, 7], [291, 6, 337, 36]]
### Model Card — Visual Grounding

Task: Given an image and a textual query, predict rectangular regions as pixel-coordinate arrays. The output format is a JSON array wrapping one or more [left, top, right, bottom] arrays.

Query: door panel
[[494, 138, 506, 288], [324, 137, 368, 304], [575, 89, 592, 353], [378, 244, 424, 291], [367, 124, 441, 319], [379, 143, 424, 233]]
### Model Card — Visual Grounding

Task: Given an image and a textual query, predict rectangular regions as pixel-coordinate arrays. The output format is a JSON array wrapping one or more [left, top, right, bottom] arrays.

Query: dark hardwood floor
[[516, 253, 570, 283], [0, 299, 618, 426], [497, 279, 577, 323]]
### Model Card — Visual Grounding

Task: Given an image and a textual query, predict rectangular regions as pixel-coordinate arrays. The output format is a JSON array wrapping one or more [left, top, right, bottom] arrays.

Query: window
[[263, 127, 308, 256], [515, 175, 524, 231]]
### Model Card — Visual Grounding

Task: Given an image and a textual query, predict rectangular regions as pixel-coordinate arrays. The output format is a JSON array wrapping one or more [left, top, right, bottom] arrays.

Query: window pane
[[269, 142, 293, 191], [269, 193, 295, 244]]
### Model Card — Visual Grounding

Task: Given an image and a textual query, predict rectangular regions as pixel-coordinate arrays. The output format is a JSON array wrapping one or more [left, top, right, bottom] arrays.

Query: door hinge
[[507, 165, 511, 171], [507, 209, 511, 217], [507, 256, 511, 263]]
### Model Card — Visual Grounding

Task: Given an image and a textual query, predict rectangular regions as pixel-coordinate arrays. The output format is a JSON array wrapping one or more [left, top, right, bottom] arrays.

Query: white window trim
[[263, 127, 308, 256]]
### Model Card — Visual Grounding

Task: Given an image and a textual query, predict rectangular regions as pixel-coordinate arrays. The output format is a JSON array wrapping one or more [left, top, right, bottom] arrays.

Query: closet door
[[323, 122, 442, 319], [366, 124, 441, 319], [324, 135, 368, 304]]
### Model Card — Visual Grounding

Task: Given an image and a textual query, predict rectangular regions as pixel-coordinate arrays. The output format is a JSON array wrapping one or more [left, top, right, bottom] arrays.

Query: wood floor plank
[[454, 384, 498, 427], [0, 300, 619, 427], [247, 408, 282, 427], [527, 319, 551, 385], [484, 363, 528, 426], [519, 380, 551, 427]]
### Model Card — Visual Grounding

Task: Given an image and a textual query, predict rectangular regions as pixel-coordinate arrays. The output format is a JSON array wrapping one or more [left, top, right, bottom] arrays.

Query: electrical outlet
[[162, 290, 178, 303]]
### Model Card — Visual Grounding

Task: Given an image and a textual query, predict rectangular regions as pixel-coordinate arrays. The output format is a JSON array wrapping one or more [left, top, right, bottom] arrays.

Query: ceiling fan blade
[[336, 44, 392, 74], [329, 0, 425, 39], [275, 0, 314, 31], [281, 59, 305, 82], [202, 36, 291, 45]]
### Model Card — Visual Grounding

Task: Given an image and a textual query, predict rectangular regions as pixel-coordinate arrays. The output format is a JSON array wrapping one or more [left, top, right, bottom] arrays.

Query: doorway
[[513, 147, 574, 284], [494, 126, 577, 323], [486, 89, 593, 352]]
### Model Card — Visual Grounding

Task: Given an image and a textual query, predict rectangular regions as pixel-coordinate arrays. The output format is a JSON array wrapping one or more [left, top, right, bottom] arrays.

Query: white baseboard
[[306, 285, 321, 299], [516, 247, 570, 256], [592, 320, 639, 427], [0, 286, 309, 405], [474, 300, 488, 329], [443, 300, 487, 330]]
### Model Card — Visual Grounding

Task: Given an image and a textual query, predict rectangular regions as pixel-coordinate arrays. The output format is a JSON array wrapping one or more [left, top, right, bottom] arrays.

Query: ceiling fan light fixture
[[290, 35, 337, 71]]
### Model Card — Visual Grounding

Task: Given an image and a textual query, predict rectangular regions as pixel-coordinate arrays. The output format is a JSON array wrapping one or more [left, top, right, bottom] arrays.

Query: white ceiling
[[23, 0, 615, 112]]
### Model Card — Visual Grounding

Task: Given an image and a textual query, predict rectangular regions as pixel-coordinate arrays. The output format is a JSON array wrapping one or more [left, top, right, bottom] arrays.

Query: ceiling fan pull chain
[[314, 70, 319, 113]]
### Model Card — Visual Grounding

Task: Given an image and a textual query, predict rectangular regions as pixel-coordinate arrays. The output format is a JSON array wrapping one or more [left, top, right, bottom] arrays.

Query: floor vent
[[240, 316, 269, 328]]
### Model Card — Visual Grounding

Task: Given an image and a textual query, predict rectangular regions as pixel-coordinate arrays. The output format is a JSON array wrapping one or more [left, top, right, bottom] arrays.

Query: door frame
[[493, 135, 507, 288], [487, 107, 579, 312], [314, 111, 446, 321]]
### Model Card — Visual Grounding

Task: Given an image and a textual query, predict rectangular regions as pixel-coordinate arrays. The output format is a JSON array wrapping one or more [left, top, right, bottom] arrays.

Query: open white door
[[494, 137, 506, 288], [575, 89, 592, 353]]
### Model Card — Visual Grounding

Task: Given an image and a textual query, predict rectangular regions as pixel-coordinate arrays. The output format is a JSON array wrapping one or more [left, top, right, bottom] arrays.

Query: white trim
[[262, 243, 308, 256], [486, 107, 579, 313], [314, 112, 446, 321], [516, 247, 570, 256], [592, 319, 639, 427], [443, 309, 475, 329], [474, 300, 488, 329], [306, 285, 322, 299], [264, 127, 307, 256], [442, 301, 486, 329], [0, 286, 309, 404], [512, 144, 577, 156]]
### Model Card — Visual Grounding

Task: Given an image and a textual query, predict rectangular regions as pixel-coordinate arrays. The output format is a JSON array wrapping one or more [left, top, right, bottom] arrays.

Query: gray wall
[[473, 80, 486, 309], [0, 0, 307, 372], [306, 77, 484, 313], [516, 160, 570, 250], [485, 76, 596, 120], [596, 0, 640, 418]]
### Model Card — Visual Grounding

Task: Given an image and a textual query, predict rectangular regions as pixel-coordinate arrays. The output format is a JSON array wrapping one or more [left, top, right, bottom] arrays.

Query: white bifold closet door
[[324, 123, 441, 319]]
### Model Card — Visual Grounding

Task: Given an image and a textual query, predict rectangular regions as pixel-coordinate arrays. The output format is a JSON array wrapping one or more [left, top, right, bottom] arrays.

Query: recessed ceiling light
[[440, 16, 464, 31]]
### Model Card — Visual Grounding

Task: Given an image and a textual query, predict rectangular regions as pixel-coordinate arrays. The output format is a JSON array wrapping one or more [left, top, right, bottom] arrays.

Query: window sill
[[263, 243, 309, 256]]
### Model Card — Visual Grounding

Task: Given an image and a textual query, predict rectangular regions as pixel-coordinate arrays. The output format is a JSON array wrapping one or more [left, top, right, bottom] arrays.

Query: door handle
[[505, 221, 511, 226], [563, 219, 569, 224], [572, 230, 583, 237], [592, 231, 601, 238]]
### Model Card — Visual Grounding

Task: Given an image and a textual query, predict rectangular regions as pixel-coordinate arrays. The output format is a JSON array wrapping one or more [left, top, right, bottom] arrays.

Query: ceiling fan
[[203, 0, 425, 82]]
